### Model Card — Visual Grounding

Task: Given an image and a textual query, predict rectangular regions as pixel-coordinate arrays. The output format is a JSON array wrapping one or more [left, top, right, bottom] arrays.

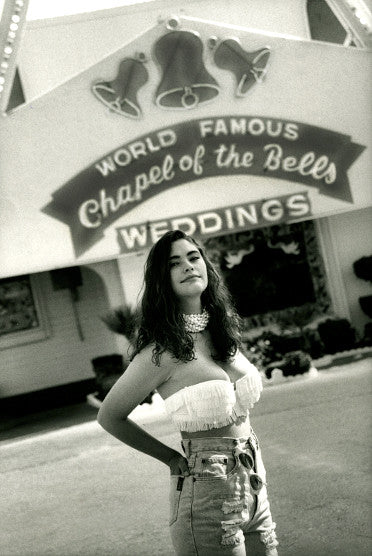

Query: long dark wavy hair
[[133, 230, 241, 365]]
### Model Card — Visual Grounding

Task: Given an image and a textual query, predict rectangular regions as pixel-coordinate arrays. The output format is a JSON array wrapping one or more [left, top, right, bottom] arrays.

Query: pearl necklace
[[183, 309, 210, 333]]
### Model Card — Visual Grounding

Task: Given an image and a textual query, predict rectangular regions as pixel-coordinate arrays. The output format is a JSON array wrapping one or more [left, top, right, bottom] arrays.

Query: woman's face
[[169, 239, 208, 301]]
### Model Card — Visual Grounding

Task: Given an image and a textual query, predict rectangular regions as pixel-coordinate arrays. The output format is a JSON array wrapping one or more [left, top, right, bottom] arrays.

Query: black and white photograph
[[1, 1, 371, 555]]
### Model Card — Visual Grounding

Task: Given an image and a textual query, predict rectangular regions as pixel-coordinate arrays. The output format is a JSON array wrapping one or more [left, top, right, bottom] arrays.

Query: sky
[[0, 0, 154, 21], [1, 0, 371, 22]]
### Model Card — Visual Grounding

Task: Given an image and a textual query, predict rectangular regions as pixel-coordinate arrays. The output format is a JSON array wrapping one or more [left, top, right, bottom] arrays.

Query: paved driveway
[[1, 359, 371, 555]]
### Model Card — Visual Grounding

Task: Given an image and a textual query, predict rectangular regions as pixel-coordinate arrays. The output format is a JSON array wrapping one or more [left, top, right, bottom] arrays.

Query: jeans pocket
[[169, 475, 183, 526], [202, 454, 229, 478], [194, 452, 238, 480]]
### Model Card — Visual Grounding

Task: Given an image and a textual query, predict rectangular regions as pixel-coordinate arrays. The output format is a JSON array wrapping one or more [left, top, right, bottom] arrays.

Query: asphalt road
[[1, 359, 371, 556]]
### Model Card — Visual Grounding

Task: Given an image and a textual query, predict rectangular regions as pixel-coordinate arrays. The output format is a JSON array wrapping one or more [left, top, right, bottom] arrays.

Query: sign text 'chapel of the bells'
[[42, 18, 365, 257]]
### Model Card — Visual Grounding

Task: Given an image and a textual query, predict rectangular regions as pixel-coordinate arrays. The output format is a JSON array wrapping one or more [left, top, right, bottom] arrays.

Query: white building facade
[[0, 0, 371, 398]]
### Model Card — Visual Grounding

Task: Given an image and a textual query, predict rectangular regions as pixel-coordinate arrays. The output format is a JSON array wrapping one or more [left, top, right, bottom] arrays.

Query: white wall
[[0, 261, 125, 397], [19, 0, 310, 101], [327, 207, 372, 335]]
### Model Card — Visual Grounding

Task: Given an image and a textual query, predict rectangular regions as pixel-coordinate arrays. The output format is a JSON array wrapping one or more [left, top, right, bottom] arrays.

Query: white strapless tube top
[[163, 368, 263, 432]]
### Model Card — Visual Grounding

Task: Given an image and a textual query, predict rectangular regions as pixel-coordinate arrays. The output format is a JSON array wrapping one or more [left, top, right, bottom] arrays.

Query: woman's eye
[[190, 256, 200, 262], [170, 261, 179, 268]]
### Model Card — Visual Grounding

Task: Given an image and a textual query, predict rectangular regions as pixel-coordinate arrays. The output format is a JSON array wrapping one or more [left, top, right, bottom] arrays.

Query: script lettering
[[263, 144, 337, 183]]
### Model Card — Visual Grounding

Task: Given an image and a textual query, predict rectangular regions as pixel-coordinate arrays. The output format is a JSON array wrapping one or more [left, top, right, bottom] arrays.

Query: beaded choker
[[183, 309, 210, 333]]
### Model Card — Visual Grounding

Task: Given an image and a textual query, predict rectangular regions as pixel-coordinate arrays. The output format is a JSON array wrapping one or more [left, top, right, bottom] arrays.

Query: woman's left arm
[[227, 349, 263, 407], [97, 348, 189, 474]]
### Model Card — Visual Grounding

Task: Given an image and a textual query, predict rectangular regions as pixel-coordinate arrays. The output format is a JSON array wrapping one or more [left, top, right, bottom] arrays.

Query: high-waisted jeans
[[169, 431, 278, 555]]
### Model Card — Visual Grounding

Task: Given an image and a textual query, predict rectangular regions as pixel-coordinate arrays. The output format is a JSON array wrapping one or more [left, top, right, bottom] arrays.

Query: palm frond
[[101, 305, 139, 344]]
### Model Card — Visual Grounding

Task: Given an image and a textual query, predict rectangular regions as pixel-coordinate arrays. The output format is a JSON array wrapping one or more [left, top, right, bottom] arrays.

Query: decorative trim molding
[[315, 216, 351, 320]]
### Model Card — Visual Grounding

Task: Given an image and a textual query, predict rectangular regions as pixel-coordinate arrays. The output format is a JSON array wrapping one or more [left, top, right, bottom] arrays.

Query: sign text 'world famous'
[[42, 116, 365, 256]]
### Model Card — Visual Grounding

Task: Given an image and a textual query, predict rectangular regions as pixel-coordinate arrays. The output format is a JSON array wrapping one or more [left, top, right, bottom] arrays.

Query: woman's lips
[[181, 275, 200, 283]]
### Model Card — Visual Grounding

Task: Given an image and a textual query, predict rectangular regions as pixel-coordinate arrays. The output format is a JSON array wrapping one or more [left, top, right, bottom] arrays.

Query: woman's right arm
[[97, 347, 189, 475]]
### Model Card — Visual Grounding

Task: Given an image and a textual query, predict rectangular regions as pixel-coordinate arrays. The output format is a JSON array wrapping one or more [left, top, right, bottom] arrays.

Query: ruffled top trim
[[163, 369, 263, 432]]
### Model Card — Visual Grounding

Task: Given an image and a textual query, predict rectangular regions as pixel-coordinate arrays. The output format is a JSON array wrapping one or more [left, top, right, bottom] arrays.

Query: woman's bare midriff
[[180, 418, 251, 439]]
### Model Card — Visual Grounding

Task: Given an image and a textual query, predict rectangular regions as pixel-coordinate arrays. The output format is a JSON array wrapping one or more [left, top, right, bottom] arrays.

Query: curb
[[312, 347, 372, 369]]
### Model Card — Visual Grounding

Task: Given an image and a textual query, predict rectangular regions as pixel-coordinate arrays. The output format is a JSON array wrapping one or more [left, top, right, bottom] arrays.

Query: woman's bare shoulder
[[131, 343, 154, 362], [131, 343, 174, 376]]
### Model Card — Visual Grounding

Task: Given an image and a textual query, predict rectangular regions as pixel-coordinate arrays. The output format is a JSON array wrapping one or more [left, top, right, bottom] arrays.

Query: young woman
[[98, 230, 278, 555]]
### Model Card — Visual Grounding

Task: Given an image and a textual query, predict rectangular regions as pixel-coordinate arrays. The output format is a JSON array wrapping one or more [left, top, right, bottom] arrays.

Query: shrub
[[359, 295, 372, 319], [280, 350, 312, 377], [101, 305, 139, 344], [303, 328, 325, 359], [353, 256, 372, 282], [91, 354, 125, 400], [281, 351, 311, 376], [317, 318, 357, 354], [244, 332, 281, 371], [360, 323, 372, 347], [264, 350, 312, 378]]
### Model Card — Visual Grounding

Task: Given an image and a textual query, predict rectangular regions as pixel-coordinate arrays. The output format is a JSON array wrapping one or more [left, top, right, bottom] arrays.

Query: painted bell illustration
[[92, 57, 149, 118], [214, 39, 270, 97], [154, 31, 219, 110]]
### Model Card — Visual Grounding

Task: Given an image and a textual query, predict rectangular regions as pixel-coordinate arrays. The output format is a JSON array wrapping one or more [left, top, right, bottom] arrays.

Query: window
[[306, 0, 372, 48], [307, 0, 349, 44], [204, 221, 331, 329], [0, 274, 50, 349]]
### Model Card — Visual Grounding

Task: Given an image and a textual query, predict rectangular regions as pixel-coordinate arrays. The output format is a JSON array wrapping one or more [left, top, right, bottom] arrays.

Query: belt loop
[[182, 439, 191, 458], [245, 437, 257, 472]]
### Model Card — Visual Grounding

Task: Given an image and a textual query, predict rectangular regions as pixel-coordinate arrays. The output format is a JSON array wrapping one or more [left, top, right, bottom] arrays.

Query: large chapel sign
[[0, 15, 370, 276], [43, 116, 363, 255]]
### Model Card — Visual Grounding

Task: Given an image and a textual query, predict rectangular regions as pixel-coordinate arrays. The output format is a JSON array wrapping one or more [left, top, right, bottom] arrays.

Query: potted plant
[[353, 255, 372, 346], [87, 305, 154, 408]]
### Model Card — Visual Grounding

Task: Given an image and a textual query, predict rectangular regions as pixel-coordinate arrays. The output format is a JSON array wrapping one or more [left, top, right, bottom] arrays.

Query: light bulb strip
[[0, 0, 29, 112], [325, 0, 372, 48], [345, 0, 372, 33]]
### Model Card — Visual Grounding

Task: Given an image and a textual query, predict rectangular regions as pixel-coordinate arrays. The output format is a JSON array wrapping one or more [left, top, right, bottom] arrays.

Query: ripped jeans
[[169, 432, 278, 555]]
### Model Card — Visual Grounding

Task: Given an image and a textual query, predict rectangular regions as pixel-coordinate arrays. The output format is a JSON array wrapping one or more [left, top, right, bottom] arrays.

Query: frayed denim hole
[[260, 523, 279, 551], [221, 520, 244, 546], [221, 499, 247, 514]]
